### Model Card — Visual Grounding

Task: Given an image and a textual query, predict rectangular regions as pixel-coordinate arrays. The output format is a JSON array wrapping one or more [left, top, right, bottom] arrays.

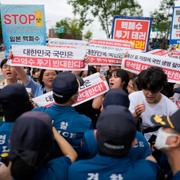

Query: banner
[[10, 45, 87, 71], [112, 16, 152, 52], [170, 6, 180, 45], [87, 39, 132, 66], [33, 73, 109, 107], [1, 4, 46, 56], [48, 38, 88, 48], [121, 51, 180, 84], [149, 49, 180, 60]]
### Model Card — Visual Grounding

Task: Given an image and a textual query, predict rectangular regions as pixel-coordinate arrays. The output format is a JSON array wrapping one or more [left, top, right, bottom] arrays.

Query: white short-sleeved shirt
[[129, 91, 178, 128]]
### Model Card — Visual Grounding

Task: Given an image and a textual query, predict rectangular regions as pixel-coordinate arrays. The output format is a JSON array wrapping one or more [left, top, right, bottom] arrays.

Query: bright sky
[[1, 0, 180, 38]]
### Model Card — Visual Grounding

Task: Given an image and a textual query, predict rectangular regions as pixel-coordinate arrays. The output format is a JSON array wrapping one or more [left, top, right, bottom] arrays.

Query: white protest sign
[[121, 50, 180, 84], [73, 72, 109, 106], [33, 91, 54, 107], [33, 73, 109, 107], [10, 45, 87, 71], [89, 39, 133, 48], [148, 49, 180, 60], [48, 38, 88, 48], [87, 39, 133, 66], [148, 49, 169, 56]]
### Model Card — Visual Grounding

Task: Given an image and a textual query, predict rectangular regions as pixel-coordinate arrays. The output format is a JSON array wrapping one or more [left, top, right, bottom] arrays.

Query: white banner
[[121, 50, 180, 84], [89, 39, 133, 48], [148, 49, 180, 60], [48, 38, 88, 48], [10, 45, 87, 71], [87, 39, 132, 66], [33, 73, 109, 107]]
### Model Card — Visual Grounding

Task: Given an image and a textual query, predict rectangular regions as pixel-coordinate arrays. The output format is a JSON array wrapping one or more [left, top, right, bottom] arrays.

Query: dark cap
[[96, 105, 136, 157], [0, 84, 33, 121], [10, 111, 53, 167], [0, 84, 29, 101], [52, 72, 78, 102], [0, 58, 8, 69], [151, 109, 180, 133], [103, 89, 130, 108]]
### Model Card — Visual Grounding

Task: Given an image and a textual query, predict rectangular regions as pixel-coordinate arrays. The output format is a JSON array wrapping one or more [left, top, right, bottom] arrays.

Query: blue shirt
[[68, 154, 159, 180], [0, 122, 13, 154], [172, 171, 180, 180], [34, 156, 71, 180], [81, 130, 151, 160], [25, 77, 44, 97], [33, 104, 92, 155]]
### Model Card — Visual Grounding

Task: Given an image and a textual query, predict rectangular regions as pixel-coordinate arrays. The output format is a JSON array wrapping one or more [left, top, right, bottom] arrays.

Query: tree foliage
[[151, 0, 175, 37], [68, 0, 143, 37], [84, 30, 93, 41], [56, 18, 84, 40]]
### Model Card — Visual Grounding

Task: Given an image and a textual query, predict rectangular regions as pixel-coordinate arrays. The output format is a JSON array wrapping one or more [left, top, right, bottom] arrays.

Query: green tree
[[68, 0, 143, 38], [83, 30, 93, 41], [151, 0, 175, 39], [56, 18, 83, 40]]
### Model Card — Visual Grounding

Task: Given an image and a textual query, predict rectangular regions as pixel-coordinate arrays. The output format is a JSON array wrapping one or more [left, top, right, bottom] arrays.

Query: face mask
[[155, 128, 176, 150]]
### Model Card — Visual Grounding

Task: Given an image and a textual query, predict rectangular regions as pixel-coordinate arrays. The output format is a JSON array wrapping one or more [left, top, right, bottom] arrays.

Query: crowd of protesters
[[0, 53, 179, 180]]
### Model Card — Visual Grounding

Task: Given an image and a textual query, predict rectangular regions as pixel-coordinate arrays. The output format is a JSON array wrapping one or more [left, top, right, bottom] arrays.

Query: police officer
[[69, 105, 159, 180]]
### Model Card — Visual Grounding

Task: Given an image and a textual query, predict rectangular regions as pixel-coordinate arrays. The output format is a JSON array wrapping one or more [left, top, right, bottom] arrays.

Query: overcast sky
[[1, 0, 180, 38]]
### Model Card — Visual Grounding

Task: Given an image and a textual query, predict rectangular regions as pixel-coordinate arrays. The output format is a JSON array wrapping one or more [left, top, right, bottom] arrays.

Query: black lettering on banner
[[45, 95, 54, 102], [80, 80, 91, 90], [152, 58, 161, 65], [172, 62, 180, 68], [67, 51, 73, 58], [127, 54, 134, 59], [161, 61, 171, 67]]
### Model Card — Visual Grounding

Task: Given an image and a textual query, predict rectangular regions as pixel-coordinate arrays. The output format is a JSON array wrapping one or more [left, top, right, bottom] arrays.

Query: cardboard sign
[[33, 73, 109, 107], [87, 39, 132, 66], [1, 4, 46, 57], [121, 50, 180, 84], [112, 16, 152, 52], [10, 45, 87, 71]]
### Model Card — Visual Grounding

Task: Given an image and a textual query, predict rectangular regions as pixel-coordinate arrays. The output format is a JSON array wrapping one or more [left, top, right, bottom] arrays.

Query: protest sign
[[1, 4, 46, 57], [10, 45, 87, 71], [87, 39, 132, 66], [149, 49, 180, 60], [112, 16, 152, 52], [170, 6, 180, 45], [48, 38, 88, 48], [121, 51, 180, 84], [33, 73, 109, 107]]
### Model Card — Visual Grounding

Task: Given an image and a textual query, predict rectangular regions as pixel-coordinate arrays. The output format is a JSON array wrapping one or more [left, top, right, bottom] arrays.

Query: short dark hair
[[39, 69, 58, 87], [138, 66, 167, 92], [110, 69, 129, 90], [0, 58, 8, 69]]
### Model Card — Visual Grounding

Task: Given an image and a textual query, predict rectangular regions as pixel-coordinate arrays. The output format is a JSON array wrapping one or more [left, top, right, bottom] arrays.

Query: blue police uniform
[[34, 156, 71, 180], [33, 104, 92, 155], [81, 130, 151, 160], [0, 122, 13, 154], [68, 154, 159, 180], [172, 171, 180, 180]]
